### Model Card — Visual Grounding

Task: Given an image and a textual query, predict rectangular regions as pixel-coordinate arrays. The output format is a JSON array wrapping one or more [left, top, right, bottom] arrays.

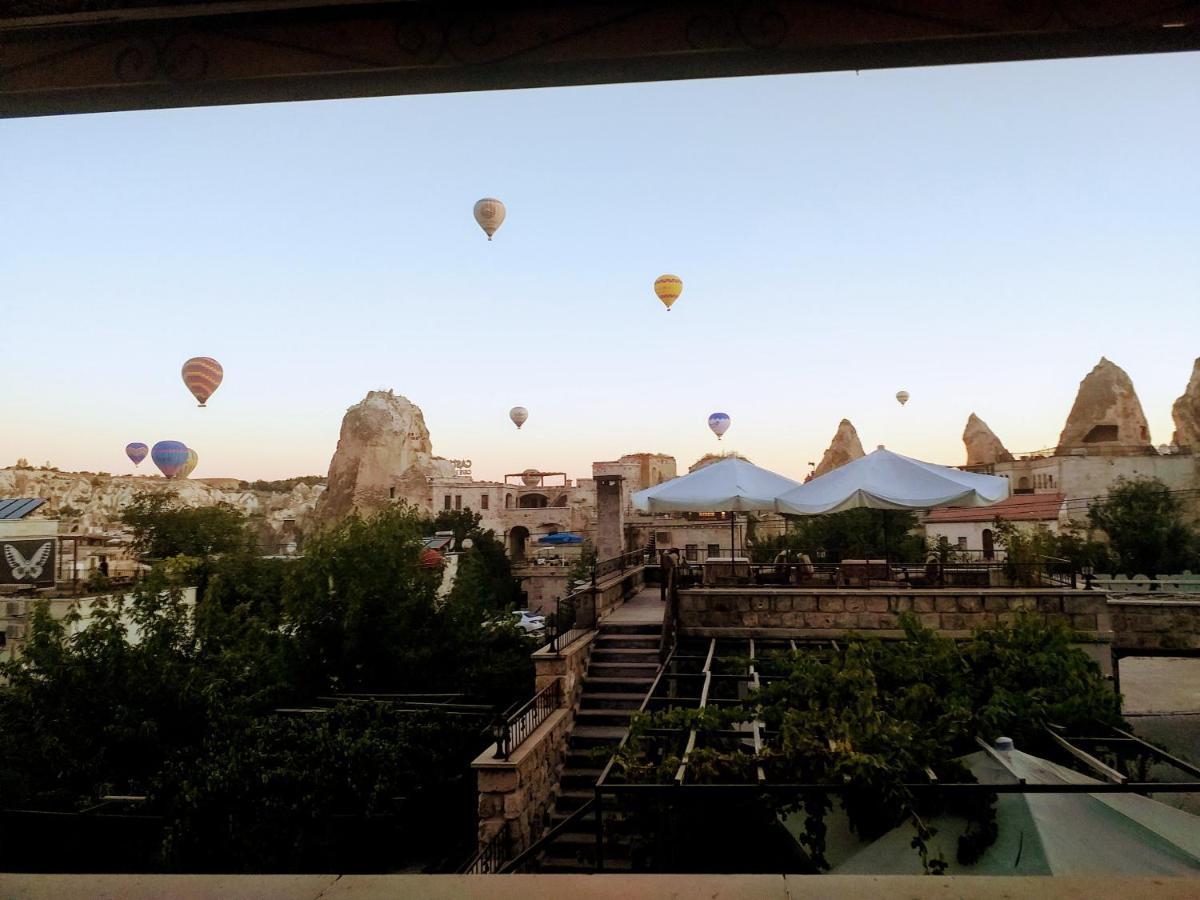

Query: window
[[505, 494, 513, 509], [685, 544, 698, 561], [443, 495, 451, 510], [707, 544, 720, 558], [481, 495, 489, 510], [655, 531, 671, 545], [389, 487, 395, 499], [957, 537, 968, 549], [455, 495, 462, 511]]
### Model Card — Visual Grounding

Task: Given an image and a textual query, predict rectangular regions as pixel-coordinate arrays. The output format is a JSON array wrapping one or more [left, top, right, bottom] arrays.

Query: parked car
[[483, 610, 547, 636]]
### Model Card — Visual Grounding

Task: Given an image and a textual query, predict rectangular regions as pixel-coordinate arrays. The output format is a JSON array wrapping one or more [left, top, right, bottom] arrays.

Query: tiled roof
[[925, 492, 1065, 524]]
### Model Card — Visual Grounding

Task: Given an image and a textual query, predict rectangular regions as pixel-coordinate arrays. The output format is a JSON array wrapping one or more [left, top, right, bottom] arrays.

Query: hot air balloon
[[125, 442, 149, 466], [708, 412, 731, 440], [182, 357, 224, 407], [510, 406, 529, 430], [896, 390, 910, 406], [151, 440, 189, 479], [179, 448, 199, 479], [654, 274, 683, 311], [474, 198, 506, 241]]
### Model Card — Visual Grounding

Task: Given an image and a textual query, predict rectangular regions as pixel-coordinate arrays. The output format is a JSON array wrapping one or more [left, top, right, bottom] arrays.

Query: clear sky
[[2, 52, 1197, 483]]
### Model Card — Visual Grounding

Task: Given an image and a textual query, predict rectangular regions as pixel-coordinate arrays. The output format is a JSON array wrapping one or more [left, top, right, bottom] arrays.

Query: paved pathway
[[601, 587, 666, 626]]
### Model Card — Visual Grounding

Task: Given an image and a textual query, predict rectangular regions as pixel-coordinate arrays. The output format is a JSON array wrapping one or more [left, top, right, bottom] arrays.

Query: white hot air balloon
[[708, 412, 731, 440], [896, 390, 910, 407], [474, 198, 506, 241], [509, 406, 529, 429]]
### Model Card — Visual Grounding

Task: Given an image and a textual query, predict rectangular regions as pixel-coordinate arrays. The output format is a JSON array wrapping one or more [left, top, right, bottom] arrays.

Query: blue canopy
[[537, 532, 584, 545]]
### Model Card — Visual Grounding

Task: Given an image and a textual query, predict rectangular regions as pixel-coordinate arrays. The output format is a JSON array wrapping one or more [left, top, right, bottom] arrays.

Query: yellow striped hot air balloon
[[181, 357, 223, 407], [654, 275, 683, 311], [179, 448, 199, 479]]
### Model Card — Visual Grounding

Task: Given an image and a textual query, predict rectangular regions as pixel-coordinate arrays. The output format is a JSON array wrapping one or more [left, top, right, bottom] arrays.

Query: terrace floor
[[601, 588, 665, 626]]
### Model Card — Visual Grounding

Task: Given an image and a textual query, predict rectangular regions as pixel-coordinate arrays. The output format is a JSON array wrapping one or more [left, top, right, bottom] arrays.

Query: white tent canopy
[[632, 456, 801, 513], [831, 740, 1200, 876], [775, 447, 1009, 516]]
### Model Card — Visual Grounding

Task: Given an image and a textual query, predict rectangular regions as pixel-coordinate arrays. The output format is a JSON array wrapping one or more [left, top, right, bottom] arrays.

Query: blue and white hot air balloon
[[708, 412, 731, 441]]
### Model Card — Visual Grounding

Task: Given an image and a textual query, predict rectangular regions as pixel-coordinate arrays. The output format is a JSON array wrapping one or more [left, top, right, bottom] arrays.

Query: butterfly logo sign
[[4, 542, 52, 582]]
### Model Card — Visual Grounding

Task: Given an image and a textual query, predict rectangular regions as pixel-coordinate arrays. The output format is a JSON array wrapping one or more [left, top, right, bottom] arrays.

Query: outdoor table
[[704, 557, 751, 585]]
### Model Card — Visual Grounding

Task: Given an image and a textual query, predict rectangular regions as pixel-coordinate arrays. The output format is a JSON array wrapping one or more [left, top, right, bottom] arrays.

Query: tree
[[121, 492, 251, 560], [1088, 477, 1199, 575], [751, 509, 925, 563]]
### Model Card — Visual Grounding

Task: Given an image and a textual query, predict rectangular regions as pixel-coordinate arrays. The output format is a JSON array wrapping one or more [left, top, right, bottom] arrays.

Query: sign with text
[[1, 539, 56, 586]]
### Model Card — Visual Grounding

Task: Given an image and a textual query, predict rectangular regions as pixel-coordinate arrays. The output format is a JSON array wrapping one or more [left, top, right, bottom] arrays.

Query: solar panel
[[0, 498, 47, 520]]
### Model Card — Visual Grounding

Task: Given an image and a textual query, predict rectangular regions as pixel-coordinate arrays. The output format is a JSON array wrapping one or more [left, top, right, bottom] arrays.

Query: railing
[[459, 821, 510, 875], [492, 678, 562, 760], [499, 798, 595, 873], [593, 548, 646, 581], [658, 554, 1080, 590], [549, 584, 594, 653]]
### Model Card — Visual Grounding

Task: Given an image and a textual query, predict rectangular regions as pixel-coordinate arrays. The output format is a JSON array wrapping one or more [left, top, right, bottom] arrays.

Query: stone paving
[[599, 587, 666, 626]]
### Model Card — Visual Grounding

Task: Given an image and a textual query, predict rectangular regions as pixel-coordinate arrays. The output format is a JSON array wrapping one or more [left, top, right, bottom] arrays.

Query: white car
[[483, 610, 547, 635], [511, 610, 547, 634]]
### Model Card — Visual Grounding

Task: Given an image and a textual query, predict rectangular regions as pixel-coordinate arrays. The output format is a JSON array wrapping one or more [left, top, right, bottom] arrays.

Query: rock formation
[[1056, 358, 1154, 455], [0, 467, 322, 546], [812, 419, 865, 478], [313, 390, 436, 523], [963, 413, 1014, 466], [1172, 357, 1200, 451]]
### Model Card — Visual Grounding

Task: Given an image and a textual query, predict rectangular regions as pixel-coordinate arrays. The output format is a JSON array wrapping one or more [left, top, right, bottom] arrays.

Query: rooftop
[[925, 493, 1065, 524]]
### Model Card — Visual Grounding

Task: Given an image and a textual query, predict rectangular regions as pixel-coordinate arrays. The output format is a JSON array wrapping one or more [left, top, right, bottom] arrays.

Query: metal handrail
[[499, 798, 596, 873], [493, 678, 562, 760], [459, 821, 510, 875]]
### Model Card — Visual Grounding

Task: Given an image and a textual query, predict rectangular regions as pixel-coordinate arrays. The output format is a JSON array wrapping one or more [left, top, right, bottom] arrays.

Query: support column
[[594, 475, 625, 561]]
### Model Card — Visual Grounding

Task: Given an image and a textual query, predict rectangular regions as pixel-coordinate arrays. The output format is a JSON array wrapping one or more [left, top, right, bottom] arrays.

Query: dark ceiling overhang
[[2, 1, 1198, 118]]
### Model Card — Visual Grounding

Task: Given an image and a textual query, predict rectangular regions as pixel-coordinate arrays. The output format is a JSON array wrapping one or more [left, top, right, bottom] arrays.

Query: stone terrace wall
[[1109, 599, 1200, 652], [472, 630, 595, 857], [677, 588, 1112, 643]]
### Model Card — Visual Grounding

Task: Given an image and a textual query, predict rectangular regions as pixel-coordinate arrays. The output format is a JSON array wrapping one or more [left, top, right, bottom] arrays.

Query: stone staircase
[[536, 620, 662, 873]]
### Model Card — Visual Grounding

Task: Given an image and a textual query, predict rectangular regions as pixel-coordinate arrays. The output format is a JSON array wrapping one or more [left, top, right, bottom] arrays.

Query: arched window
[[982, 528, 995, 561]]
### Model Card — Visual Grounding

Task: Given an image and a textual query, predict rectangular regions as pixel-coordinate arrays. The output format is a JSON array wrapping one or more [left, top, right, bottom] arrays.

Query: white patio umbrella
[[831, 738, 1200, 876], [775, 447, 1009, 515], [632, 457, 801, 559]]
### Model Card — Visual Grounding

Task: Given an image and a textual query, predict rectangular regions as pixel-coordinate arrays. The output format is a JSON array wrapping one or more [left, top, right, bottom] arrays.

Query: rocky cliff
[[1056, 357, 1154, 455], [1172, 357, 1200, 451], [812, 419, 865, 478], [313, 390, 443, 524], [963, 413, 1014, 466], [0, 467, 321, 546]]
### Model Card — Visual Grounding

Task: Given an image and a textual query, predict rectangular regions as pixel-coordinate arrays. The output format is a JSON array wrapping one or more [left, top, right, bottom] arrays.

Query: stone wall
[[472, 629, 595, 858], [1109, 599, 1200, 652], [677, 587, 1112, 642]]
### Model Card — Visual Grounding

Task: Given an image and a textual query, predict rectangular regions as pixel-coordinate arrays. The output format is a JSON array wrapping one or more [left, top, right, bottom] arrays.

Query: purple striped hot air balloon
[[151, 441, 190, 479], [125, 442, 149, 466]]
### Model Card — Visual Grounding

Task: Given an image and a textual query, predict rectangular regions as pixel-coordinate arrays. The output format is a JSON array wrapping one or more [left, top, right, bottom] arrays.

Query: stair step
[[579, 692, 644, 710], [588, 664, 659, 680], [583, 676, 655, 693], [598, 623, 662, 635], [570, 725, 628, 748], [591, 647, 660, 662], [559, 766, 605, 789], [595, 634, 660, 649], [555, 788, 594, 811], [576, 708, 635, 724]]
